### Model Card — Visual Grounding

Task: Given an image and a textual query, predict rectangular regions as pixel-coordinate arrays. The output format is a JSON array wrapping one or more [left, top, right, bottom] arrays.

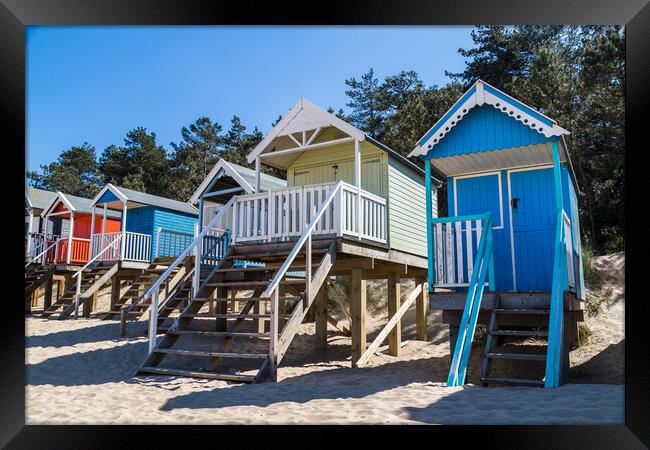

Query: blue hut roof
[[409, 80, 569, 159]]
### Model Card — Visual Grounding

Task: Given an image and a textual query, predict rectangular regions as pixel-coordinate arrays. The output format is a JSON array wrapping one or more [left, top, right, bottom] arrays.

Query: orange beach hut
[[40, 191, 121, 265]]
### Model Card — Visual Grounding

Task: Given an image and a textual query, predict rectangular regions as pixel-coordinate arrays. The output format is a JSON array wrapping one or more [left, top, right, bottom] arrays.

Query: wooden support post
[[415, 278, 428, 341], [387, 272, 401, 357], [350, 269, 366, 367], [208, 288, 216, 315], [230, 290, 238, 313], [215, 287, 228, 331], [314, 285, 328, 351], [110, 274, 121, 309], [43, 273, 54, 310], [254, 299, 266, 333], [278, 285, 286, 329]]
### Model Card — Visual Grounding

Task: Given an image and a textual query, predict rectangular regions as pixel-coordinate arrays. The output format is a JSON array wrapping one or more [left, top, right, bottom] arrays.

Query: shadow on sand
[[26, 318, 147, 348], [159, 354, 449, 412]]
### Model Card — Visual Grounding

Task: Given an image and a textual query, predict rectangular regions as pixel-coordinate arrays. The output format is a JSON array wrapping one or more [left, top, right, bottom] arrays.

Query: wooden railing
[[263, 181, 343, 379], [143, 197, 236, 354], [446, 212, 495, 387], [155, 228, 194, 259], [73, 234, 123, 319], [430, 214, 493, 288], [26, 237, 60, 267], [544, 209, 570, 388], [226, 181, 387, 245], [26, 232, 59, 260], [44, 237, 92, 265], [91, 231, 152, 263]]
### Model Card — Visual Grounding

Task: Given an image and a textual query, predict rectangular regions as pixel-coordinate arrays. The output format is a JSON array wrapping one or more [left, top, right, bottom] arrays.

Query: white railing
[[155, 228, 194, 259], [25, 237, 60, 268], [431, 214, 489, 288], [91, 231, 152, 262], [263, 180, 343, 380], [26, 232, 59, 259], [144, 197, 236, 354], [341, 183, 387, 243], [73, 234, 123, 319], [563, 211, 575, 288], [226, 181, 387, 245]]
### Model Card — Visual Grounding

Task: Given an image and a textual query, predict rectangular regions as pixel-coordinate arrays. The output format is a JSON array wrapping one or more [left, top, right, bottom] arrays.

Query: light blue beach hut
[[410, 80, 585, 388]]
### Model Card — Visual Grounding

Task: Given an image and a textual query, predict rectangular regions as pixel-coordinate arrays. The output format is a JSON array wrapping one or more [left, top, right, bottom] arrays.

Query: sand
[[25, 253, 624, 425]]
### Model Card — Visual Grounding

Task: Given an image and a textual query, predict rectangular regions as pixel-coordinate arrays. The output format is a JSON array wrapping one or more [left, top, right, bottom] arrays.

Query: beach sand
[[25, 253, 624, 425]]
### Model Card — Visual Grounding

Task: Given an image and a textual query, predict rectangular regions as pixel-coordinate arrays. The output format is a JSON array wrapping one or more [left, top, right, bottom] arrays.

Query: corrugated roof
[[26, 188, 58, 211], [227, 161, 287, 192], [112, 185, 198, 216]]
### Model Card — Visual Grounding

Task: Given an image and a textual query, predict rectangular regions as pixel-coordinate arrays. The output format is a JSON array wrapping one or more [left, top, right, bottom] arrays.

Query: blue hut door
[[509, 167, 556, 292], [454, 172, 512, 291]]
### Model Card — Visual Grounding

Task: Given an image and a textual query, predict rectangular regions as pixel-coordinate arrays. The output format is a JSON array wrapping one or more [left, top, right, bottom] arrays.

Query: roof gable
[[246, 98, 365, 165], [410, 80, 569, 158], [189, 158, 287, 204], [92, 183, 198, 216]]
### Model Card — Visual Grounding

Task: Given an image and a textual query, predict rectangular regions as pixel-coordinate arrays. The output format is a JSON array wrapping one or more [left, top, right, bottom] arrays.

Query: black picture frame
[[4, 0, 647, 446]]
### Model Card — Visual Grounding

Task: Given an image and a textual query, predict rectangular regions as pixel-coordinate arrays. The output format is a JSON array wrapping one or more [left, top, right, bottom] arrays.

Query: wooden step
[[226, 249, 326, 260], [489, 330, 548, 337], [179, 313, 292, 319], [205, 279, 306, 288], [138, 366, 256, 382], [480, 376, 544, 387], [494, 309, 550, 315], [486, 352, 546, 361], [152, 348, 267, 359], [167, 330, 270, 337], [190, 296, 301, 303]]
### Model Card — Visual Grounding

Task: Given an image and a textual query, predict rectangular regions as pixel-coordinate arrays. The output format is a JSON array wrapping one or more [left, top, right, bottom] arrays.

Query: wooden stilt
[[230, 290, 238, 313], [415, 278, 428, 341], [43, 273, 54, 310], [254, 300, 266, 333], [314, 285, 328, 351], [110, 274, 121, 309], [216, 287, 228, 331], [350, 269, 366, 367], [387, 272, 401, 357]]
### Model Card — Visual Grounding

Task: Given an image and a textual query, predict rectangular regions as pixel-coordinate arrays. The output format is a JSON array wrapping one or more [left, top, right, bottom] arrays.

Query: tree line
[[28, 26, 624, 253]]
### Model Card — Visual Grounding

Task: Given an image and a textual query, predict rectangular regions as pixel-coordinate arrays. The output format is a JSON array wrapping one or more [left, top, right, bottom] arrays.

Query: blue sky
[[26, 26, 474, 171]]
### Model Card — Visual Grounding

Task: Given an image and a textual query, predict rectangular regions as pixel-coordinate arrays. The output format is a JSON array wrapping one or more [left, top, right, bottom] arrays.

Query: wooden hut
[[409, 80, 585, 388], [39, 191, 121, 265], [25, 187, 57, 259], [90, 184, 199, 263], [138, 98, 440, 383]]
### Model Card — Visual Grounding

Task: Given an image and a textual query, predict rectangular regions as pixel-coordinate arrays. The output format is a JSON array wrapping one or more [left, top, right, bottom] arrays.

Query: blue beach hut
[[410, 80, 585, 388], [90, 184, 199, 262]]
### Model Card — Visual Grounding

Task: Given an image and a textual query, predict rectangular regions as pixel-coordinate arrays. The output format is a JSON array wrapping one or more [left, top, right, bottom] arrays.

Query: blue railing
[[200, 230, 231, 269], [446, 212, 494, 387], [544, 209, 569, 388]]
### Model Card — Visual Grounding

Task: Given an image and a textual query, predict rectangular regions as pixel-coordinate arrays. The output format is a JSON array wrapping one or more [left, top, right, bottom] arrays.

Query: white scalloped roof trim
[[411, 81, 569, 158]]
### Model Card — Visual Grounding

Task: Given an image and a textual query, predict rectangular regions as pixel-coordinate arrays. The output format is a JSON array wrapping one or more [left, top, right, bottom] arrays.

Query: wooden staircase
[[137, 239, 336, 383], [102, 260, 189, 320], [40, 262, 119, 320], [25, 264, 55, 299], [480, 297, 554, 387]]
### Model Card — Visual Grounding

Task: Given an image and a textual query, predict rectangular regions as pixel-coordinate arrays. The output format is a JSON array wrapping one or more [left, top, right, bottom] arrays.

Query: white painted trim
[[92, 183, 128, 206], [247, 97, 365, 164], [409, 79, 570, 158], [258, 137, 354, 160], [506, 164, 555, 292], [40, 191, 76, 218], [452, 171, 504, 230], [189, 158, 255, 204]]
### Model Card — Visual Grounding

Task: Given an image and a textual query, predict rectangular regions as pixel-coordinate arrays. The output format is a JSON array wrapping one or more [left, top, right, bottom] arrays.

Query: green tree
[[27, 142, 101, 197], [169, 117, 223, 200], [99, 127, 173, 198], [344, 68, 385, 138]]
